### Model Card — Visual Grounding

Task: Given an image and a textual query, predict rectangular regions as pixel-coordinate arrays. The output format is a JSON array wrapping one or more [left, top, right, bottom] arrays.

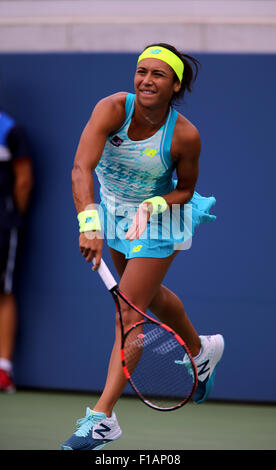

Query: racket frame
[[94, 258, 198, 411]]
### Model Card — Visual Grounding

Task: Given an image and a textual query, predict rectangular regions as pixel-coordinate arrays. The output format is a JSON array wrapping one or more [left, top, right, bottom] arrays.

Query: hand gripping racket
[[93, 258, 198, 411]]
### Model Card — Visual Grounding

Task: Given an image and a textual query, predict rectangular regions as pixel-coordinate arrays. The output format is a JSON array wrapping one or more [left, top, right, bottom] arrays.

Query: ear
[[173, 80, 181, 93]]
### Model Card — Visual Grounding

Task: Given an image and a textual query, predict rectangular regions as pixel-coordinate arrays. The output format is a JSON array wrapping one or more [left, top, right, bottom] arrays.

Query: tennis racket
[[93, 257, 198, 411]]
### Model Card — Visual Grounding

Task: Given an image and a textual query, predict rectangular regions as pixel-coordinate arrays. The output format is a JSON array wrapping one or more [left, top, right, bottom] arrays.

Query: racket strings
[[123, 321, 196, 410]]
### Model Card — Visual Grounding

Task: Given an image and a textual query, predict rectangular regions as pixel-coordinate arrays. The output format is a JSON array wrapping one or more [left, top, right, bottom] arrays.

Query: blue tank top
[[95, 93, 178, 206]]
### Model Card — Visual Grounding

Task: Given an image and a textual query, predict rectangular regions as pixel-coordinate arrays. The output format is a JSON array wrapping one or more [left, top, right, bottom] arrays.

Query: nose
[[142, 72, 153, 86]]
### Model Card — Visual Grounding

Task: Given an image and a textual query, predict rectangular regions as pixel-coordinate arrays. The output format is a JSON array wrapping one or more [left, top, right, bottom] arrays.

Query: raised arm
[[72, 92, 126, 268]]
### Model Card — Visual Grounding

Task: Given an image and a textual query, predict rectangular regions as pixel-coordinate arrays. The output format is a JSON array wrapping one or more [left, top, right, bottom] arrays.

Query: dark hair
[[143, 43, 200, 105]]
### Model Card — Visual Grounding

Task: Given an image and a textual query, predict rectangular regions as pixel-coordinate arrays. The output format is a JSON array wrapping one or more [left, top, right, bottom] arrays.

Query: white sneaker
[[193, 334, 225, 404], [61, 407, 122, 450]]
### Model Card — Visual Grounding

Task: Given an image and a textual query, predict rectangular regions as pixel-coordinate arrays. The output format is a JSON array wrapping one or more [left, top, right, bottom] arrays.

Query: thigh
[[109, 247, 128, 278], [118, 254, 177, 312]]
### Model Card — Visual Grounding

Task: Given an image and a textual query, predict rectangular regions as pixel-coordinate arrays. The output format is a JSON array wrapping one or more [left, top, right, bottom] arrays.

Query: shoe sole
[[194, 335, 225, 404], [61, 442, 110, 450], [93, 443, 108, 450], [61, 433, 122, 451], [61, 441, 117, 451]]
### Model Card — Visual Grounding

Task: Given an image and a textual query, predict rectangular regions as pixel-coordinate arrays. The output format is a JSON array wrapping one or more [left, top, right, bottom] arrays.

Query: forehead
[[136, 58, 173, 75]]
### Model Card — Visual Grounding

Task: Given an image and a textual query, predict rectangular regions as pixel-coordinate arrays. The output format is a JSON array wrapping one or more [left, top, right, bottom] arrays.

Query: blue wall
[[0, 53, 275, 402]]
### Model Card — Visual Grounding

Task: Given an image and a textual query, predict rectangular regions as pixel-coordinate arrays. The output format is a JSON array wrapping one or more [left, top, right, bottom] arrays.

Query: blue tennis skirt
[[99, 191, 216, 259]]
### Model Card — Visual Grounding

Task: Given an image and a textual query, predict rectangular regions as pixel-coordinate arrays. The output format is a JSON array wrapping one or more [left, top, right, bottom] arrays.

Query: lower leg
[[94, 285, 201, 416], [149, 285, 201, 357], [0, 293, 17, 363], [93, 254, 176, 416], [93, 319, 127, 417], [93, 252, 129, 416]]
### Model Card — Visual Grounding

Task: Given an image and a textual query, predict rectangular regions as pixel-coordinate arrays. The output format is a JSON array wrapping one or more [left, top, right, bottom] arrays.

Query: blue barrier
[[0, 53, 275, 401]]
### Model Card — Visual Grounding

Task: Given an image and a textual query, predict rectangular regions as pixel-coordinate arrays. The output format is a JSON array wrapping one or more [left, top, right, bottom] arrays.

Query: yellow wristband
[[77, 210, 101, 233], [141, 196, 168, 215]]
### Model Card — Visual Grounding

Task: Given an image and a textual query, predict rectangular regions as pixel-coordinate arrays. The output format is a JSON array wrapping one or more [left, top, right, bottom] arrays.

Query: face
[[134, 58, 181, 108]]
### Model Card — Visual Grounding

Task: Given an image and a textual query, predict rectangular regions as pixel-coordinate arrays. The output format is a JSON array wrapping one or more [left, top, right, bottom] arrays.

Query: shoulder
[[94, 92, 128, 114], [173, 112, 201, 147], [171, 112, 201, 161], [90, 92, 128, 133]]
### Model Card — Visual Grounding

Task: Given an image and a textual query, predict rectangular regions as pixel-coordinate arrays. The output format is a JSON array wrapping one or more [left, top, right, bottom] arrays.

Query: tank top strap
[[160, 107, 178, 170], [125, 93, 135, 120], [117, 93, 135, 133]]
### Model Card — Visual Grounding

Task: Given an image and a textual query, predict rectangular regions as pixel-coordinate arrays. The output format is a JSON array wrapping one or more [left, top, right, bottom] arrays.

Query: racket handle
[[92, 257, 117, 291]]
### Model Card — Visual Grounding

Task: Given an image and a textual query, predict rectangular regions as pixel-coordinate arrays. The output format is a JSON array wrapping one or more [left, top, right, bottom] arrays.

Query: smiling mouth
[[140, 90, 156, 95]]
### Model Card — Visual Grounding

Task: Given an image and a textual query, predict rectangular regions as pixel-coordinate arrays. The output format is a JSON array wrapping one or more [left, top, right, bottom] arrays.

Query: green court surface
[[0, 390, 275, 450]]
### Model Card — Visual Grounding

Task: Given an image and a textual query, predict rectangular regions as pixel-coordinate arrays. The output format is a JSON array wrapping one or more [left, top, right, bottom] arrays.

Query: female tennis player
[[61, 43, 224, 450]]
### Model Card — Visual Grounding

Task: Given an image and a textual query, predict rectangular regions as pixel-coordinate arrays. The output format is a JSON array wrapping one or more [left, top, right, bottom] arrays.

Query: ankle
[[190, 338, 201, 358], [93, 407, 112, 418]]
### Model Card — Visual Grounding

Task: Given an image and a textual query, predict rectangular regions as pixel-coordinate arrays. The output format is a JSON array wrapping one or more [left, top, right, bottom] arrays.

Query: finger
[[136, 224, 146, 239], [136, 208, 151, 239], [125, 222, 137, 241], [134, 225, 140, 240], [92, 249, 102, 271], [133, 214, 146, 239], [85, 250, 94, 263], [126, 207, 148, 240], [126, 228, 138, 241], [81, 248, 89, 258], [126, 229, 134, 241]]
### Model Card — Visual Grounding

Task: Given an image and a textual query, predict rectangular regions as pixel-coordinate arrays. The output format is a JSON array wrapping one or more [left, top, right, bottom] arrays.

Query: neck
[[134, 98, 170, 129], [143, 112, 166, 127]]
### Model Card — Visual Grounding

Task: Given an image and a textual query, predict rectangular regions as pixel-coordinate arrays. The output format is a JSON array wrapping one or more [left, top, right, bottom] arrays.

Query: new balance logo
[[197, 359, 210, 377], [132, 244, 143, 253], [141, 148, 157, 157], [93, 423, 111, 438], [150, 48, 162, 54]]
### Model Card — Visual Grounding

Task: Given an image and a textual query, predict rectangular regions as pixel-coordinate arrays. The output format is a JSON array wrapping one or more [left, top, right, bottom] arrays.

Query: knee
[[148, 286, 165, 312], [115, 305, 141, 333]]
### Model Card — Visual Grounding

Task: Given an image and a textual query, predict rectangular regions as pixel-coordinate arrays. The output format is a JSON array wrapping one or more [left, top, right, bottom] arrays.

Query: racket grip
[[92, 257, 117, 291]]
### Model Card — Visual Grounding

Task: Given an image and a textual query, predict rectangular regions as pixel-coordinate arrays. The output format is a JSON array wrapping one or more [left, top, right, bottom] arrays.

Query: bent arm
[[125, 121, 201, 241], [163, 122, 201, 207], [72, 93, 126, 213], [72, 93, 126, 268]]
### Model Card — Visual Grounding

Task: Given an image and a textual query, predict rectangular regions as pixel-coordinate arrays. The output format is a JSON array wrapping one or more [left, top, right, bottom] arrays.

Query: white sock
[[0, 358, 12, 373]]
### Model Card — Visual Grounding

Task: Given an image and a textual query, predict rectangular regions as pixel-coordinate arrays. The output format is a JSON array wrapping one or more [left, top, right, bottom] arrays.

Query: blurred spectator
[[0, 108, 33, 392]]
